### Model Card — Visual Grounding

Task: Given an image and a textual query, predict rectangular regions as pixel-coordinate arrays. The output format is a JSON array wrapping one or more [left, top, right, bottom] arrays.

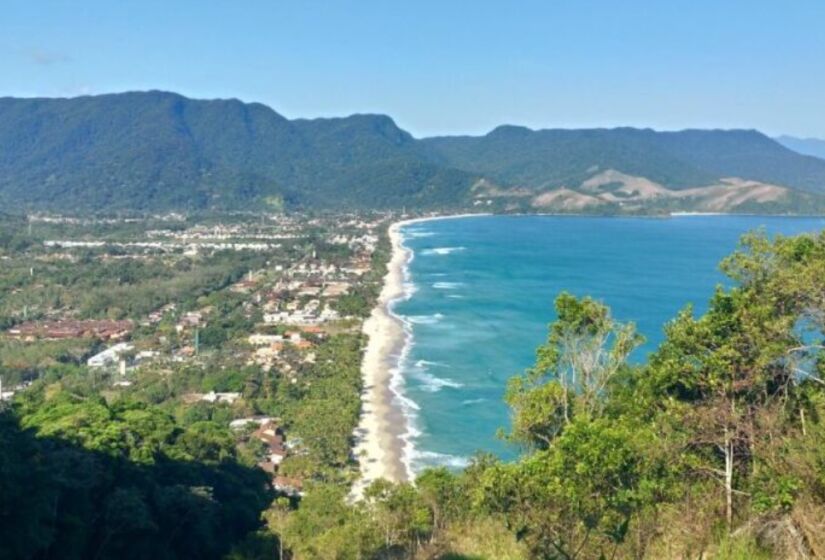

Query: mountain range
[[775, 135, 825, 161], [2, 91, 825, 214]]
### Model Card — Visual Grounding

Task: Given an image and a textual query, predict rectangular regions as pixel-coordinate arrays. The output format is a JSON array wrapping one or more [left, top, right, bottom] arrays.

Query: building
[[87, 342, 134, 369], [200, 391, 241, 404], [248, 333, 284, 346], [229, 416, 273, 430], [252, 421, 289, 471]]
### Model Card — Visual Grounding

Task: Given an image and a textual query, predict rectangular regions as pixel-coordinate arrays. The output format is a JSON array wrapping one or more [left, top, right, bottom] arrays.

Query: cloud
[[23, 48, 71, 66]]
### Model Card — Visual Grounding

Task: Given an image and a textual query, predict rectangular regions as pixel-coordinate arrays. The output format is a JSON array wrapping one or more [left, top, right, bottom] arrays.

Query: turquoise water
[[393, 215, 825, 473]]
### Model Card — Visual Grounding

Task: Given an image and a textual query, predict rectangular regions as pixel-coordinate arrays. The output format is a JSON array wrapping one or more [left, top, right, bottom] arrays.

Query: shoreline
[[348, 210, 819, 499], [351, 213, 489, 498]]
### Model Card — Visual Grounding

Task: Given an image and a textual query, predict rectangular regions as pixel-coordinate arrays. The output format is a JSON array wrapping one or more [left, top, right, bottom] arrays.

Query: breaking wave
[[421, 246, 465, 256], [406, 313, 445, 325], [433, 281, 464, 290], [407, 230, 435, 238], [411, 450, 471, 471]]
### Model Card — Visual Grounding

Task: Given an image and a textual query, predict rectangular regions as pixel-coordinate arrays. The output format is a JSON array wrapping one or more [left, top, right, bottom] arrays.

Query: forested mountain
[[0, 92, 476, 212], [2, 91, 825, 213], [423, 126, 825, 193]]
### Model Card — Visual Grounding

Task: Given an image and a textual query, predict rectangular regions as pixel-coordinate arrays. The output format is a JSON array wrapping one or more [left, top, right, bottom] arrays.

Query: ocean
[[392, 214, 825, 474]]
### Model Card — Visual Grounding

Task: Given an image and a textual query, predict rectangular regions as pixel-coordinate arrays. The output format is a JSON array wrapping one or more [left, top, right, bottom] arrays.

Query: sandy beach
[[350, 220, 412, 498], [351, 214, 488, 499]]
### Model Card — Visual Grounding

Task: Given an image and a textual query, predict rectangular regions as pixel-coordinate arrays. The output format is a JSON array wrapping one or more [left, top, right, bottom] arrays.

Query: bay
[[394, 215, 825, 473]]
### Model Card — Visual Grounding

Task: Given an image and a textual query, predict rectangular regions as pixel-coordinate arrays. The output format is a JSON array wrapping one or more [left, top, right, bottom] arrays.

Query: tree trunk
[[724, 426, 734, 531]]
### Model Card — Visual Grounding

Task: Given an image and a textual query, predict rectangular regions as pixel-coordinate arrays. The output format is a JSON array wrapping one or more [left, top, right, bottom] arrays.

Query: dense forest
[[2, 227, 825, 559], [2, 92, 825, 213]]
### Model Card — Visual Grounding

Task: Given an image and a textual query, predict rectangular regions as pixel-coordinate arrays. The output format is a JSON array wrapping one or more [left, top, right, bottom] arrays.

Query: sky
[[2, 0, 824, 138]]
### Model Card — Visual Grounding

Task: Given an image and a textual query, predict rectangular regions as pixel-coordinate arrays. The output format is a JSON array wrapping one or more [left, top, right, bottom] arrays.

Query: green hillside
[[423, 126, 825, 192], [2, 91, 825, 212], [0, 92, 477, 212]]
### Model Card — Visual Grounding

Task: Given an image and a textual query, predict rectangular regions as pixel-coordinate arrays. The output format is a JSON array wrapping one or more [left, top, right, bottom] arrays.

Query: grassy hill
[[2, 91, 825, 213]]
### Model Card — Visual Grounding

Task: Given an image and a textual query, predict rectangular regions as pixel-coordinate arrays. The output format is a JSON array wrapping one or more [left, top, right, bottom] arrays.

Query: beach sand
[[350, 220, 411, 498], [351, 214, 490, 499]]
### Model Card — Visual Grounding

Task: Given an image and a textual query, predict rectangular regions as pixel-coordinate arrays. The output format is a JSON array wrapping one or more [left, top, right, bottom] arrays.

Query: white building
[[248, 333, 284, 345], [87, 343, 134, 369], [200, 391, 241, 404]]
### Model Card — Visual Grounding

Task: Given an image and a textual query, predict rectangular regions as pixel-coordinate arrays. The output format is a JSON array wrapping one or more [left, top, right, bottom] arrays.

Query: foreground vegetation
[[3, 221, 825, 559]]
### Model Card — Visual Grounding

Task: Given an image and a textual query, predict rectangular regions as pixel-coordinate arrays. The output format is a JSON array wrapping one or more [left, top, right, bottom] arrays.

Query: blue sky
[[2, 1, 824, 138]]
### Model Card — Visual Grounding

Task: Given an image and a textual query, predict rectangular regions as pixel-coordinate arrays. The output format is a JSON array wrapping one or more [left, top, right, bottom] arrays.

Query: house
[[146, 303, 176, 324], [323, 281, 351, 297], [248, 333, 284, 346], [294, 340, 313, 350], [87, 342, 134, 368], [252, 422, 289, 470], [318, 307, 341, 322], [200, 391, 241, 404], [297, 285, 322, 297], [254, 343, 283, 362], [263, 311, 289, 324], [176, 311, 203, 332], [229, 416, 273, 430]]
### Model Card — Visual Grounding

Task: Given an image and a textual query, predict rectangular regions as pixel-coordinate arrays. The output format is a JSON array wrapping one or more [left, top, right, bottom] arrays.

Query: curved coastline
[[351, 213, 489, 498]]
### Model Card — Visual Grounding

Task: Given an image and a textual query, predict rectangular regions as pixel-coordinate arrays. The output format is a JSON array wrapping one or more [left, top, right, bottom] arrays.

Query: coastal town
[[0, 211, 402, 495]]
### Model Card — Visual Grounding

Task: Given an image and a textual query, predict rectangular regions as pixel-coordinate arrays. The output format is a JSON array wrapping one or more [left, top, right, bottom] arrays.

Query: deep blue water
[[393, 215, 825, 473]]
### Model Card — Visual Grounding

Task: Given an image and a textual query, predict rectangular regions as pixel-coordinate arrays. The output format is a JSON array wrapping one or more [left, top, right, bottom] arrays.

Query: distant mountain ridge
[[775, 135, 825, 161], [1, 91, 825, 213]]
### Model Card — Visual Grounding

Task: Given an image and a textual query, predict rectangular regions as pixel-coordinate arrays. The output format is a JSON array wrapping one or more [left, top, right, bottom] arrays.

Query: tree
[[263, 498, 291, 560], [640, 232, 825, 530], [364, 479, 433, 553], [503, 292, 642, 449], [477, 417, 663, 559]]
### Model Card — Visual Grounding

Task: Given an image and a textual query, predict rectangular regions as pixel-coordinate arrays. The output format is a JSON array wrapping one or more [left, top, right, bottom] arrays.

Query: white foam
[[421, 246, 465, 256], [392, 226, 469, 480], [414, 359, 448, 368], [461, 398, 487, 405], [410, 359, 461, 392], [415, 372, 463, 392], [385, 320, 423, 482], [407, 313, 444, 325], [433, 281, 464, 290], [386, 232, 423, 481], [411, 449, 471, 470]]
